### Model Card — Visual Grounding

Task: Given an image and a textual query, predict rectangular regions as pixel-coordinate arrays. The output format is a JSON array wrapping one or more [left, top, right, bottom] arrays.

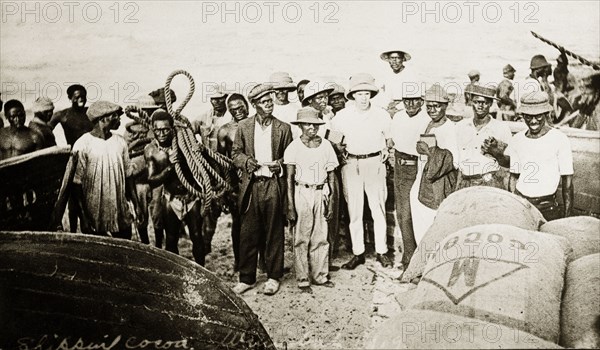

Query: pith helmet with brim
[[269, 72, 297, 91], [346, 73, 379, 100], [291, 106, 325, 125], [517, 91, 554, 115], [424, 84, 450, 103], [302, 81, 335, 106]]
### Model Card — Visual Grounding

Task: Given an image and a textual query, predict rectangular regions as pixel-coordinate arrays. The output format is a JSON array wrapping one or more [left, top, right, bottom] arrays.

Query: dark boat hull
[[0, 232, 275, 349], [0, 147, 72, 231]]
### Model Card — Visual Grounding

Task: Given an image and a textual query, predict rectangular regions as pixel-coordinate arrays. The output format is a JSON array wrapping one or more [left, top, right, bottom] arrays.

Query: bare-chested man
[[216, 93, 249, 271], [49, 84, 92, 232], [0, 100, 44, 160], [144, 109, 205, 266], [49, 84, 92, 145]]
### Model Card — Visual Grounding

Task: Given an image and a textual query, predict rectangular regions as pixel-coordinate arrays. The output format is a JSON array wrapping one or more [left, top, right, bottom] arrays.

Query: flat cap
[[87, 100, 123, 122], [248, 83, 274, 102]]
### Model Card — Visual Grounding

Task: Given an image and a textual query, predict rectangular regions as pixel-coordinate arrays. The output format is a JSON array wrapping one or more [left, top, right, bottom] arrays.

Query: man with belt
[[331, 73, 394, 269], [231, 83, 293, 295], [488, 92, 573, 221], [455, 85, 511, 190], [389, 86, 429, 268]]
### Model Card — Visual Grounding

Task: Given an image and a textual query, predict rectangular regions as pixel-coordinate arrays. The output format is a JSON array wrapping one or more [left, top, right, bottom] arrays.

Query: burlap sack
[[561, 253, 600, 348], [366, 310, 562, 349], [540, 216, 600, 261], [409, 224, 570, 343], [402, 186, 546, 282]]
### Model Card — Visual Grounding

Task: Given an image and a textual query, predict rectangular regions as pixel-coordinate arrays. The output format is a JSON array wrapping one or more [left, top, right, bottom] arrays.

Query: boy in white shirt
[[285, 107, 339, 292]]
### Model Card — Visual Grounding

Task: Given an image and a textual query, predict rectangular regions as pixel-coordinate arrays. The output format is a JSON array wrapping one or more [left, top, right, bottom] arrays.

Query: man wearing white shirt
[[331, 73, 394, 269], [390, 87, 430, 268], [455, 85, 511, 190], [231, 84, 293, 295], [499, 92, 573, 220], [379, 50, 420, 117], [270, 72, 301, 129]]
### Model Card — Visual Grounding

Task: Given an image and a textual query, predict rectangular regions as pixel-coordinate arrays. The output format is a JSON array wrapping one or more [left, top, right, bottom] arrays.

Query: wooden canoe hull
[[0, 147, 72, 231], [0, 232, 275, 350]]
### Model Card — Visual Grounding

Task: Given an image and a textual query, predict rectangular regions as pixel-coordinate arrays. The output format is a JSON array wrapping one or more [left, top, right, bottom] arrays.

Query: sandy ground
[[170, 214, 414, 349]]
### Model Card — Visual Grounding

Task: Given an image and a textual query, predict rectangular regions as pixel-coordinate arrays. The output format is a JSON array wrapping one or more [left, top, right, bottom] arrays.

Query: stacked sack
[[368, 187, 600, 349]]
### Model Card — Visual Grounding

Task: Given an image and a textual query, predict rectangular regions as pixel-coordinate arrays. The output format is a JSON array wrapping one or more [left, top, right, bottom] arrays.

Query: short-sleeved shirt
[[507, 128, 573, 197], [72, 132, 132, 232], [391, 108, 430, 156], [330, 104, 391, 155], [284, 138, 339, 185], [455, 117, 512, 176], [378, 69, 422, 106]]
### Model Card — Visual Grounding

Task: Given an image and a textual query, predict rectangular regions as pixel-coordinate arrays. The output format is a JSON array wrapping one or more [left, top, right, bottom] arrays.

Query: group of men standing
[[0, 47, 590, 297]]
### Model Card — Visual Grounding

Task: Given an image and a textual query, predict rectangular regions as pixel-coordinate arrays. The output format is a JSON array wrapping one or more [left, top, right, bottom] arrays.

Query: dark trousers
[[202, 203, 221, 254], [239, 178, 285, 285], [516, 190, 562, 222], [164, 200, 205, 266], [231, 206, 242, 271], [327, 172, 341, 263], [394, 151, 418, 266]]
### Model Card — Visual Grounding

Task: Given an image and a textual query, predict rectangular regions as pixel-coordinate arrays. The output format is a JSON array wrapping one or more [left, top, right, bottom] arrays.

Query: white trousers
[[341, 157, 388, 255]]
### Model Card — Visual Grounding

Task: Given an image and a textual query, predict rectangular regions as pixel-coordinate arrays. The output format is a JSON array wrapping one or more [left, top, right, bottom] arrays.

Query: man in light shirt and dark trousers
[[331, 73, 394, 270], [231, 83, 293, 296], [389, 86, 430, 268]]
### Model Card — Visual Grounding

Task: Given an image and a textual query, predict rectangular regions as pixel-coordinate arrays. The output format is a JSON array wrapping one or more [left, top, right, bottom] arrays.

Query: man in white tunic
[[72, 101, 142, 238], [378, 49, 420, 116], [331, 73, 394, 269]]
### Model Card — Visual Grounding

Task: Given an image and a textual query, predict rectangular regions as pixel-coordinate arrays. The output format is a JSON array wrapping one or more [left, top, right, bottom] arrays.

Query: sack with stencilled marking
[[366, 309, 562, 349], [408, 224, 571, 344], [540, 216, 600, 261], [402, 186, 546, 282], [561, 253, 600, 348]]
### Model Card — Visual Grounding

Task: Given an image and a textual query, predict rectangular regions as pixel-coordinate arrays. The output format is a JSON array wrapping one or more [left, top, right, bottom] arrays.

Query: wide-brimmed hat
[[346, 73, 379, 100], [302, 81, 334, 106], [32, 97, 54, 113], [401, 83, 424, 100], [530, 54, 551, 70], [248, 83, 274, 102], [380, 50, 412, 62], [424, 84, 449, 103], [468, 85, 498, 100], [503, 64, 516, 74], [291, 107, 325, 125], [329, 83, 347, 97], [269, 72, 297, 91], [468, 70, 480, 79], [517, 91, 554, 115], [87, 101, 123, 123], [136, 94, 160, 109]]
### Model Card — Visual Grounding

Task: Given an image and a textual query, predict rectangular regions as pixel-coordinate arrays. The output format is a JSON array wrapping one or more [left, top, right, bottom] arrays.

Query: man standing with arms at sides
[[217, 93, 250, 271], [231, 84, 293, 295], [144, 109, 205, 265], [49, 84, 92, 233], [487, 92, 573, 221], [285, 107, 338, 292], [455, 86, 512, 190], [379, 49, 418, 116], [496, 64, 517, 120], [72, 101, 142, 239], [331, 73, 394, 270], [389, 87, 429, 269], [0, 100, 44, 160], [302, 81, 334, 133], [270, 72, 301, 126], [29, 97, 57, 148]]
